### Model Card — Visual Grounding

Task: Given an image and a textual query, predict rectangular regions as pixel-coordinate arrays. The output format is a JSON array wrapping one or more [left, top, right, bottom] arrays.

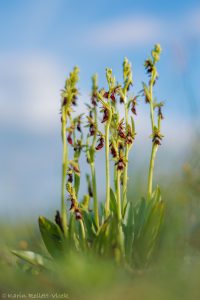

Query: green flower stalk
[[86, 74, 100, 229], [105, 120, 111, 217], [60, 66, 80, 236], [95, 106, 111, 218], [70, 114, 84, 196], [116, 165, 122, 221], [67, 182, 86, 241], [61, 110, 68, 236], [97, 68, 116, 218], [121, 58, 133, 212], [143, 44, 164, 198]]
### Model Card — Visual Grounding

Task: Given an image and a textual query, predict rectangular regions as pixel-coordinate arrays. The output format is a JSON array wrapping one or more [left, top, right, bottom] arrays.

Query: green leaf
[[11, 250, 53, 270], [110, 188, 118, 216], [68, 213, 79, 250], [132, 187, 165, 266], [38, 216, 64, 258], [123, 202, 134, 263], [141, 198, 165, 262], [93, 216, 111, 254], [133, 197, 147, 239], [82, 211, 97, 240]]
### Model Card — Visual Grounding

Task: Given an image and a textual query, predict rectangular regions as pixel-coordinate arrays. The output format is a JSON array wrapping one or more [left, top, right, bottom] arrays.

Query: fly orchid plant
[[12, 44, 165, 269]]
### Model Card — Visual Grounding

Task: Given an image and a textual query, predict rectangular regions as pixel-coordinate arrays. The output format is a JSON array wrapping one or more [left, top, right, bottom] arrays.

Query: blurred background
[[1, 0, 200, 299]]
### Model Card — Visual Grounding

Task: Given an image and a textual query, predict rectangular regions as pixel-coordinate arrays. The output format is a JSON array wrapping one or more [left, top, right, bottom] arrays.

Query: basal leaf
[[11, 250, 53, 270], [110, 188, 118, 216], [38, 216, 64, 258]]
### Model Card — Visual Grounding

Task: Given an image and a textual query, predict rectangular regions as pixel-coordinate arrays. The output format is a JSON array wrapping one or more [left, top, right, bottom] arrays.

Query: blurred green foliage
[[1, 142, 200, 300]]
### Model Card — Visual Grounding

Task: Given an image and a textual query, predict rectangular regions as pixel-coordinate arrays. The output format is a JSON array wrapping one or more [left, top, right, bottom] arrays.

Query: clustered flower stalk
[[121, 58, 134, 212], [96, 64, 136, 225], [60, 66, 80, 236], [86, 74, 100, 229], [143, 45, 164, 198], [96, 69, 115, 218]]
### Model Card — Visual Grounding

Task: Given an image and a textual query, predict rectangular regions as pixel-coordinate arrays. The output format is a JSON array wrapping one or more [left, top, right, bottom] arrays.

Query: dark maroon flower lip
[[75, 209, 82, 220], [110, 143, 117, 158], [131, 96, 137, 115], [77, 121, 81, 132], [144, 59, 154, 75], [117, 121, 126, 139], [72, 95, 78, 106], [120, 97, 124, 104], [101, 108, 109, 123], [96, 137, 104, 150], [110, 92, 116, 102], [67, 172, 73, 183], [67, 133, 73, 145], [158, 106, 164, 119], [62, 97, 68, 106], [103, 91, 109, 99], [115, 157, 126, 171], [55, 210, 64, 232], [89, 123, 96, 136]]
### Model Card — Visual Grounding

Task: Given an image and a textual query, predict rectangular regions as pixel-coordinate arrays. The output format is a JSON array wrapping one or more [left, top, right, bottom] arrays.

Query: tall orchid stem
[[92, 104, 99, 229], [91, 162, 99, 229], [61, 111, 68, 237], [148, 144, 158, 198], [105, 122, 111, 218], [122, 98, 129, 212], [116, 170, 122, 221], [147, 81, 156, 199]]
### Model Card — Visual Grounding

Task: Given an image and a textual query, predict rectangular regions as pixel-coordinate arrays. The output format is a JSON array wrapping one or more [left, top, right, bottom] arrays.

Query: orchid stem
[[61, 111, 68, 237], [91, 162, 99, 229], [116, 170, 122, 221], [105, 123, 110, 218]]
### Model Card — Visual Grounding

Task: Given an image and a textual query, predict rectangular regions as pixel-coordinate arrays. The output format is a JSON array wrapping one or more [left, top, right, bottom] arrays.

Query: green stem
[[61, 112, 68, 237], [116, 170, 122, 221], [105, 123, 110, 218], [122, 100, 128, 213], [149, 82, 154, 130], [91, 162, 99, 229], [116, 169, 124, 261], [122, 154, 128, 212], [114, 166, 117, 195], [147, 143, 158, 198], [147, 79, 157, 199]]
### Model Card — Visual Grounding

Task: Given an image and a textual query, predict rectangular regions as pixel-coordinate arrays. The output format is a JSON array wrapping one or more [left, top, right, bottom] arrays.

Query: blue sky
[[1, 0, 200, 104], [0, 0, 200, 219]]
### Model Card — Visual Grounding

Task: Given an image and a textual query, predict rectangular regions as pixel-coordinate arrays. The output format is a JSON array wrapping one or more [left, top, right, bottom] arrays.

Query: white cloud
[[85, 8, 200, 50], [0, 52, 64, 133], [87, 15, 162, 48], [0, 52, 93, 134]]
